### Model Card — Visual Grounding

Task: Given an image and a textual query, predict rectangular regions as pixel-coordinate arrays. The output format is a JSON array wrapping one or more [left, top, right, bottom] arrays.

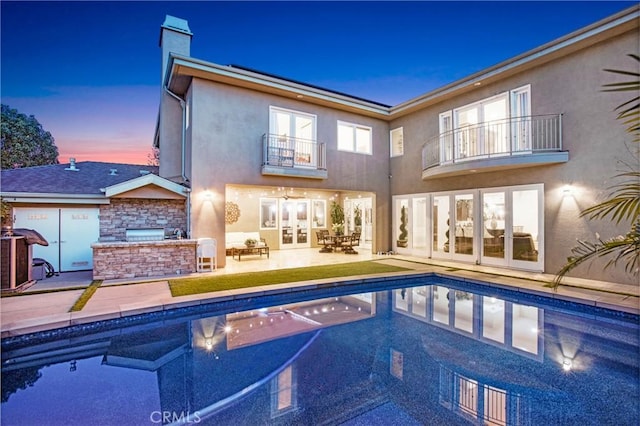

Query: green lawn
[[169, 261, 411, 297]]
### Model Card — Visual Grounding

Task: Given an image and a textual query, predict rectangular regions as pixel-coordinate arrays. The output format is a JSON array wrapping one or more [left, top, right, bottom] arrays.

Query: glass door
[[510, 187, 543, 270], [411, 197, 428, 254], [270, 107, 316, 168], [480, 185, 543, 271], [279, 199, 310, 249], [511, 85, 531, 153], [481, 190, 506, 267], [432, 195, 450, 258], [432, 193, 476, 262]]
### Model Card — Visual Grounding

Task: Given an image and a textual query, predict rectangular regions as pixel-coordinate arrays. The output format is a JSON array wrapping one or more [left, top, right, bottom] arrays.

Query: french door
[[399, 184, 544, 271], [279, 199, 310, 249], [480, 185, 543, 271], [270, 107, 316, 168], [431, 192, 476, 263]]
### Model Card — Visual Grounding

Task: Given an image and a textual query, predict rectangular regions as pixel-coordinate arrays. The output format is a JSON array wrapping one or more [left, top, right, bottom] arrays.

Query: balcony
[[421, 114, 568, 179], [261, 134, 328, 179]]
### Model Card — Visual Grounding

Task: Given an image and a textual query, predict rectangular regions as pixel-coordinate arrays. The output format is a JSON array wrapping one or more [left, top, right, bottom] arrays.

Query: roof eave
[[166, 54, 391, 119], [390, 5, 640, 118], [104, 174, 188, 198], [1, 192, 110, 204]]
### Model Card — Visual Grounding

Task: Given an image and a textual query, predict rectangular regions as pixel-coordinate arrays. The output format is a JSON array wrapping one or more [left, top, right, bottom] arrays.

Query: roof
[[228, 64, 391, 108], [1, 161, 159, 195]]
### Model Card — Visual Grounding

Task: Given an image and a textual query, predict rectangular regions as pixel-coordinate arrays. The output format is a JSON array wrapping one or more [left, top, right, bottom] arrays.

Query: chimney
[[64, 157, 79, 171], [158, 15, 192, 181], [160, 15, 192, 87]]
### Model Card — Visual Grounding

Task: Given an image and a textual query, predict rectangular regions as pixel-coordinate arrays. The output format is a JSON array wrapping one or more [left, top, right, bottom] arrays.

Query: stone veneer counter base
[[92, 240, 197, 280]]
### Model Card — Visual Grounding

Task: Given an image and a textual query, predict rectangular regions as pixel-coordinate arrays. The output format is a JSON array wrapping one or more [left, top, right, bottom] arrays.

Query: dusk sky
[[1, 1, 635, 165]]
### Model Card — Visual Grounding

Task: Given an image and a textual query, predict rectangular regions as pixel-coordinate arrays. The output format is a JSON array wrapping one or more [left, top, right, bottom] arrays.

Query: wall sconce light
[[205, 338, 213, 351], [562, 185, 573, 197], [562, 358, 572, 371]]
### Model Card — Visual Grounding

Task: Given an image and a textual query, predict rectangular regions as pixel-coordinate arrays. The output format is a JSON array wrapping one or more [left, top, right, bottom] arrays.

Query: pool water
[[2, 277, 638, 425]]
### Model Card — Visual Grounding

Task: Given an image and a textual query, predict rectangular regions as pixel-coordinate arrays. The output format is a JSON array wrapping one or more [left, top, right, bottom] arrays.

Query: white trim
[[0, 192, 110, 204], [104, 174, 188, 198]]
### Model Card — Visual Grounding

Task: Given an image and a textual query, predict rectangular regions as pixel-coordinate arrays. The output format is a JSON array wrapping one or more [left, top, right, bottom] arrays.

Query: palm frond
[[552, 222, 640, 288], [580, 171, 640, 224]]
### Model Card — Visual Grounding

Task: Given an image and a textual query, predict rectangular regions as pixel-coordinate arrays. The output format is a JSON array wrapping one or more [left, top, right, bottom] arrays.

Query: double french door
[[279, 199, 310, 249], [395, 184, 543, 271]]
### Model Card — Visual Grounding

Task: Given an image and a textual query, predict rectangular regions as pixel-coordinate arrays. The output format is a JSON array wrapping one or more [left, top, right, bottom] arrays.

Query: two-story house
[[155, 6, 639, 285]]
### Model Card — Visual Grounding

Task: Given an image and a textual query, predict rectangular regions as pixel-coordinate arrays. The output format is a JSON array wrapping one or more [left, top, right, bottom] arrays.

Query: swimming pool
[[2, 275, 638, 425]]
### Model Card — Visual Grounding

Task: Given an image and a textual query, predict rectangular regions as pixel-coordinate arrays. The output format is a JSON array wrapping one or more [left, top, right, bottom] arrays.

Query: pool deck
[[1, 250, 638, 338]]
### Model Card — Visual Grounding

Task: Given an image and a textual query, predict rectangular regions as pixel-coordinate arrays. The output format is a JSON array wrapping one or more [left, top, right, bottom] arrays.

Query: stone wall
[[99, 199, 186, 241], [92, 240, 196, 280]]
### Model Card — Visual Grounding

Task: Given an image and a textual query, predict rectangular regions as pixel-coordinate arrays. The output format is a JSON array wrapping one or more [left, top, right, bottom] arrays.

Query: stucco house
[[155, 6, 639, 285]]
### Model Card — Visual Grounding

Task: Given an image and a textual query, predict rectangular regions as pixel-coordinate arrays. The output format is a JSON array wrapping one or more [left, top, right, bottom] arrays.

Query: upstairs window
[[390, 127, 404, 157], [337, 121, 372, 154]]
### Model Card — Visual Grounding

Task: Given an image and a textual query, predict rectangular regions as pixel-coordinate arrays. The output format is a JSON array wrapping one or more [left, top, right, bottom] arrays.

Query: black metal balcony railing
[[262, 133, 326, 170], [422, 114, 563, 170]]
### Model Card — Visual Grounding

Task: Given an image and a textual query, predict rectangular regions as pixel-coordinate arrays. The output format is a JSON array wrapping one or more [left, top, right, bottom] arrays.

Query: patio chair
[[197, 238, 217, 272], [317, 230, 334, 252], [341, 232, 361, 254]]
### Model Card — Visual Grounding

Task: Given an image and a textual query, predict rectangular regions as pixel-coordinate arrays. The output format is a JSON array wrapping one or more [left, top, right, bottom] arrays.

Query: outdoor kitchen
[[91, 198, 197, 280]]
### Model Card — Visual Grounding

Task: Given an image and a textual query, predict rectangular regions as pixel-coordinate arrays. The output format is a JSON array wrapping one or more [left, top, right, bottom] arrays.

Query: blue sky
[[1, 1, 635, 164]]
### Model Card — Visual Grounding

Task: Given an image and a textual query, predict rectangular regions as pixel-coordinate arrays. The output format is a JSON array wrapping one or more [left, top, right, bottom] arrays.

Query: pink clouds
[[4, 85, 158, 165]]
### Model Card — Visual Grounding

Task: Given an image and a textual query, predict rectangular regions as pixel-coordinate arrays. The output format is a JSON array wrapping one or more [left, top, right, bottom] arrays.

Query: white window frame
[[390, 127, 404, 157], [269, 106, 317, 167], [337, 121, 372, 155], [269, 106, 317, 140], [438, 85, 532, 160]]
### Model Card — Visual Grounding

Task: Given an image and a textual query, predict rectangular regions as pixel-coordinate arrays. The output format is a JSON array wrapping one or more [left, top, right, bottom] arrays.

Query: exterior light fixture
[[562, 185, 573, 197], [205, 338, 213, 351], [562, 358, 572, 371]]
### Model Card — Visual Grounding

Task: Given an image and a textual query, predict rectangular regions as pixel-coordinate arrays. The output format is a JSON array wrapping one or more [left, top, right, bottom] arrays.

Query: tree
[[1, 104, 59, 169], [330, 201, 345, 234], [554, 54, 640, 287], [147, 146, 159, 166]]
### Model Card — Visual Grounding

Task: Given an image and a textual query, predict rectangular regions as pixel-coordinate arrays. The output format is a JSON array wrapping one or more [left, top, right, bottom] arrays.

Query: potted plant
[[330, 201, 345, 235], [397, 205, 408, 248], [354, 205, 362, 232], [244, 238, 258, 248]]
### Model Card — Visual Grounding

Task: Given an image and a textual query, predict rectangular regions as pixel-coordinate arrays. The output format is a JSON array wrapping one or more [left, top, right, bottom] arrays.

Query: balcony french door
[[270, 107, 316, 168], [454, 94, 508, 159], [279, 199, 310, 249]]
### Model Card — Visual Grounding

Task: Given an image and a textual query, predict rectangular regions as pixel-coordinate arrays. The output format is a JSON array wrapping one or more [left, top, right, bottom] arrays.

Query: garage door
[[13, 207, 99, 272]]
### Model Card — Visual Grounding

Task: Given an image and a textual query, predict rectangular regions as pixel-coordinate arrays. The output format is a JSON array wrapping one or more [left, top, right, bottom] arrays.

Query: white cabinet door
[[14, 207, 99, 272], [60, 208, 99, 271], [13, 208, 60, 270]]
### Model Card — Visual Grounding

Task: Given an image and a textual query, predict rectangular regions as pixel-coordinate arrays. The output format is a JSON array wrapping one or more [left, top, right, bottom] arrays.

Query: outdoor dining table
[[319, 234, 351, 253]]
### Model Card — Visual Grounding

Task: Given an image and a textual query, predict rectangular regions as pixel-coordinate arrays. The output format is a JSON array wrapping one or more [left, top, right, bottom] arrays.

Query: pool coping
[[2, 268, 638, 338]]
